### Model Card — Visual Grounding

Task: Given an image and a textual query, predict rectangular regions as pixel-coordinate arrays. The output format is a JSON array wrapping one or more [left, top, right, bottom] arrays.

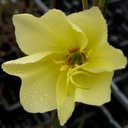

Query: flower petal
[[56, 71, 75, 125], [2, 52, 68, 113], [13, 9, 87, 55], [2, 51, 53, 77], [68, 7, 107, 51], [74, 71, 114, 106], [20, 60, 59, 113], [82, 44, 127, 72]]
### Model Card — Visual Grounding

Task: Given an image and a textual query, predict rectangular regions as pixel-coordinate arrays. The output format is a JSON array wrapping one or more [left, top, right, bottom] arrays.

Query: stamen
[[67, 68, 72, 77], [66, 77, 70, 96], [72, 71, 91, 77], [53, 60, 65, 65], [70, 76, 90, 90], [67, 63, 89, 77], [60, 65, 69, 71], [86, 49, 92, 59], [69, 65, 82, 74]]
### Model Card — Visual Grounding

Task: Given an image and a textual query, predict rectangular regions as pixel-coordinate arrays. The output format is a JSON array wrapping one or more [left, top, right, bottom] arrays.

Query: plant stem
[[99, 0, 104, 11], [99, 0, 109, 16], [93, 0, 99, 6], [77, 110, 86, 128], [82, 0, 88, 10], [102, 0, 109, 16], [32, 114, 44, 128], [50, 0, 56, 9], [51, 111, 61, 128]]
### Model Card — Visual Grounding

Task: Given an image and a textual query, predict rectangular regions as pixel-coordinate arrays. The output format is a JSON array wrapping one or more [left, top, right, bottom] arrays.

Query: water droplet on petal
[[18, 73, 22, 76], [44, 94, 48, 97], [39, 98, 43, 101], [25, 76, 28, 80]]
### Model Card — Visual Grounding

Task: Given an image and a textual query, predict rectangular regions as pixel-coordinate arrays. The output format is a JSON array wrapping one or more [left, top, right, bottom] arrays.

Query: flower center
[[68, 50, 86, 67], [53, 49, 86, 71], [71, 51, 84, 65]]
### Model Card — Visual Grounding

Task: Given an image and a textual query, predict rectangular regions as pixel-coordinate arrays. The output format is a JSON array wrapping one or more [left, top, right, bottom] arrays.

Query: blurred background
[[0, 0, 128, 128]]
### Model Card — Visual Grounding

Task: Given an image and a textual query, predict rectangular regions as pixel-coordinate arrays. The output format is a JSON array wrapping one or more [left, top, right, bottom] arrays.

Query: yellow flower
[[2, 7, 127, 125]]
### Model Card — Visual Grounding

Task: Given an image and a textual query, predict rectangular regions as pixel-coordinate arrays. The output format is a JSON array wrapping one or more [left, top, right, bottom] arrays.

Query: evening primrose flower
[[2, 7, 127, 125]]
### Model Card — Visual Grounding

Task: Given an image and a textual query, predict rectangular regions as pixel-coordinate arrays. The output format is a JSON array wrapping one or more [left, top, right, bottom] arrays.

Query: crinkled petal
[[82, 44, 127, 72], [2, 52, 68, 113], [74, 71, 114, 106], [68, 7, 107, 52], [2, 51, 53, 77], [13, 9, 87, 55], [56, 71, 75, 125]]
